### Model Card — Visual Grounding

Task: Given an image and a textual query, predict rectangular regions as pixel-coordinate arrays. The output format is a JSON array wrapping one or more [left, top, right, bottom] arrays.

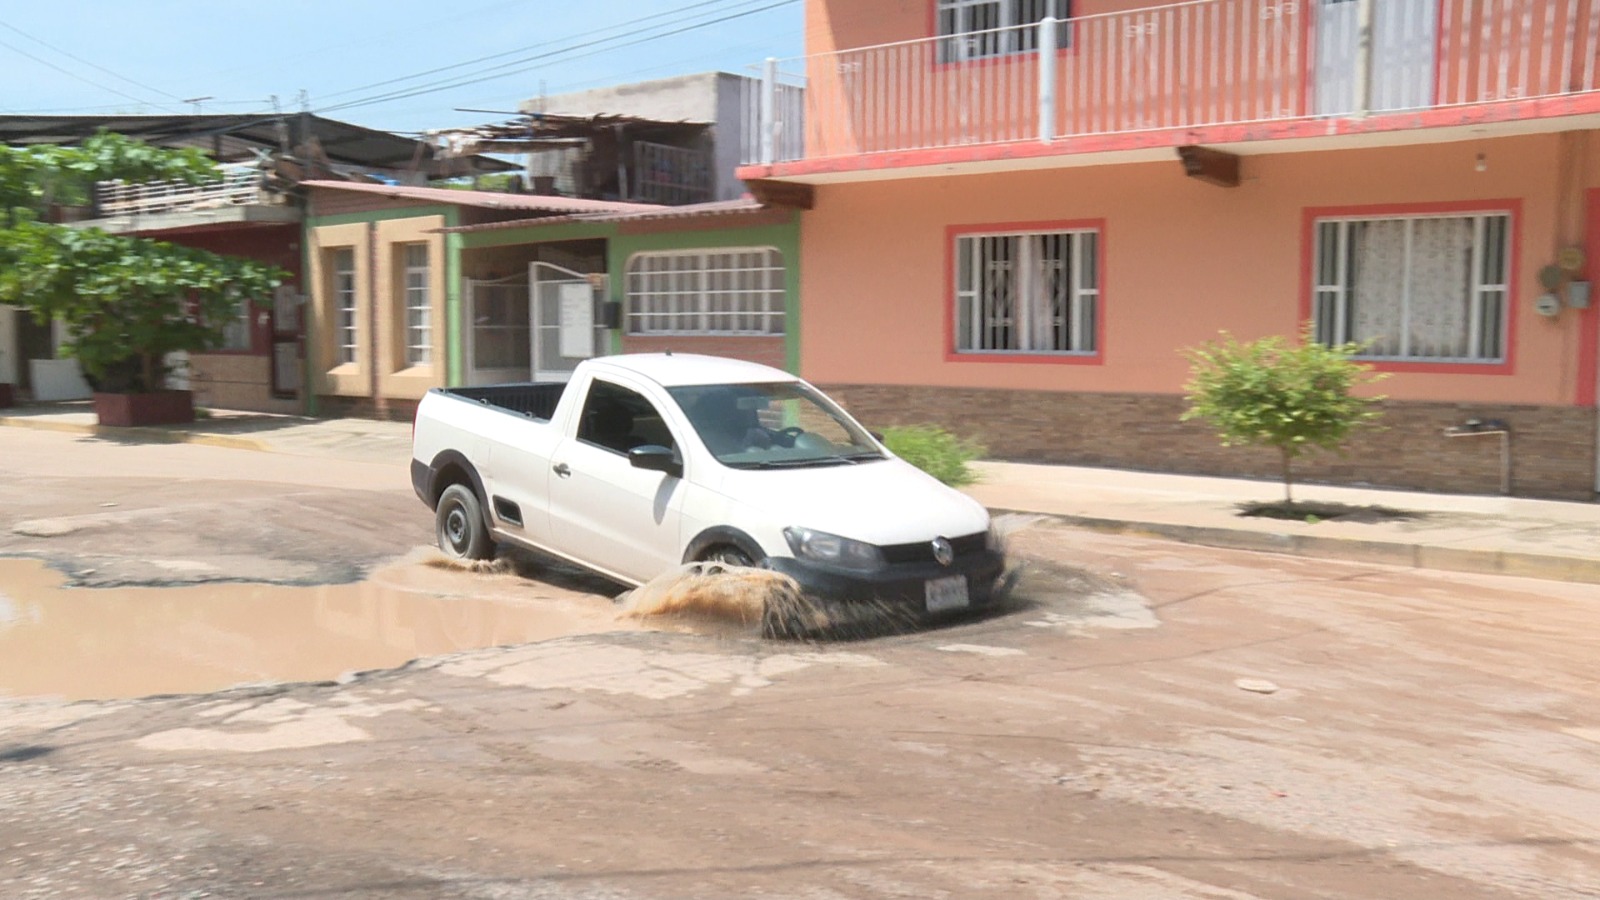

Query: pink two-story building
[[739, 0, 1600, 499]]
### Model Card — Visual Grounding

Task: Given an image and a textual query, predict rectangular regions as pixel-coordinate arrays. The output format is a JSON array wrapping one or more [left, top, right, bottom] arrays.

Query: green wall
[[608, 218, 801, 372]]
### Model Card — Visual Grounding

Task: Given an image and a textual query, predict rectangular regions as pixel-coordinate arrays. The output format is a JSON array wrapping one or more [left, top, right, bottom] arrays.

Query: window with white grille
[[403, 244, 431, 367], [332, 248, 357, 365], [938, 0, 1071, 60], [626, 248, 786, 335], [954, 229, 1099, 355], [1312, 212, 1511, 363]]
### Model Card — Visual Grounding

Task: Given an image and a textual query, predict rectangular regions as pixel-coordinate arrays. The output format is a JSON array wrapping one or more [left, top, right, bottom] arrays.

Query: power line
[[315, 0, 741, 104], [0, 20, 185, 102], [0, 34, 175, 112], [319, 0, 797, 115], [183, 0, 540, 88]]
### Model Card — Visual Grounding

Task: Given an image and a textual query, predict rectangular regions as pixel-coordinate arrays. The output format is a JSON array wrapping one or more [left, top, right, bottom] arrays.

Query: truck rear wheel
[[436, 484, 492, 561]]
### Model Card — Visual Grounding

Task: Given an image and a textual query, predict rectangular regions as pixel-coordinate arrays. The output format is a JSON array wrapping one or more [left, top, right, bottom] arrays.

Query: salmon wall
[[800, 132, 1590, 406]]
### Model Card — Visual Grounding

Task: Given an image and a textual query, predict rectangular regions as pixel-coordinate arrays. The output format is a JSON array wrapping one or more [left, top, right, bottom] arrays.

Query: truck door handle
[[552, 462, 571, 478]]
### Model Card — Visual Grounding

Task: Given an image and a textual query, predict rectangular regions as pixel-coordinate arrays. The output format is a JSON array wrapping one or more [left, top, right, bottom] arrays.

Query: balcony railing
[[743, 0, 1600, 165], [94, 163, 266, 218]]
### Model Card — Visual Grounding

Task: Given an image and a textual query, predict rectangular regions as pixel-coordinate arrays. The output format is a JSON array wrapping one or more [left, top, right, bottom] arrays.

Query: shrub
[[882, 425, 986, 487], [1181, 327, 1386, 504]]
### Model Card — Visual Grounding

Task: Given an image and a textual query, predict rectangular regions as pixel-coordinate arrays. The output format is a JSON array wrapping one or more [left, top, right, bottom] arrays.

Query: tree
[[0, 132, 285, 395], [1181, 328, 1387, 504]]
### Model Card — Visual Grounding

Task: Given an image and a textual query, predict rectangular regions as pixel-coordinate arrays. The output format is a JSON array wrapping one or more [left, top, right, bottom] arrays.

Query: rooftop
[[300, 180, 666, 215], [0, 113, 515, 177]]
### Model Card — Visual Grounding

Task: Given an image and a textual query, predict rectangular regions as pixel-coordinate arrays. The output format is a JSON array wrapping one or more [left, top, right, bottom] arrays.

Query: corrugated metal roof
[[437, 197, 769, 233], [301, 180, 665, 214], [0, 114, 516, 175]]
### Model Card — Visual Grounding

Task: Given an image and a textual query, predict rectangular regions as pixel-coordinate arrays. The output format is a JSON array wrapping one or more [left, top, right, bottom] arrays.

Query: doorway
[[530, 261, 607, 382], [1315, 0, 1437, 116]]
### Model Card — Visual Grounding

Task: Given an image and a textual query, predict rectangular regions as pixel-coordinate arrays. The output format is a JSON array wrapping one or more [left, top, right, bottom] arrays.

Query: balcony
[[80, 162, 298, 233], [740, 0, 1600, 179]]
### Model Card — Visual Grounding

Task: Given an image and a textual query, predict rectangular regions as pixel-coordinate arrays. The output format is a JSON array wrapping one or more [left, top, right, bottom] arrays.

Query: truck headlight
[[783, 527, 883, 571]]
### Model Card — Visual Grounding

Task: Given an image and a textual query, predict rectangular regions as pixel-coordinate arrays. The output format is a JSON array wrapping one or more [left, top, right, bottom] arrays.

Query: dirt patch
[[1236, 500, 1424, 525]]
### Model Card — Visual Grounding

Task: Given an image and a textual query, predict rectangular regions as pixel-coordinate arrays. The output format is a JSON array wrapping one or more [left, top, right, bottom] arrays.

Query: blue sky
[[0, 1, 804, 134]]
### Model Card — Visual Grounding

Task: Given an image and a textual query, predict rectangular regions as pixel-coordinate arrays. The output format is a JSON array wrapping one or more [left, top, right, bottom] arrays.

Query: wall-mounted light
[[1475, 153, 1488, 172]]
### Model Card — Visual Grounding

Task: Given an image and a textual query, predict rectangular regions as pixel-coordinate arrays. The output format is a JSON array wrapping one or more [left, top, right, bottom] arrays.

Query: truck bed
[[440, 383, 566, 421]]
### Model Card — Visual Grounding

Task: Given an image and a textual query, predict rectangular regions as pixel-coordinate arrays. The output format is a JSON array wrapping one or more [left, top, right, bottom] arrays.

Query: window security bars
[[955, 229, 1099, 355]]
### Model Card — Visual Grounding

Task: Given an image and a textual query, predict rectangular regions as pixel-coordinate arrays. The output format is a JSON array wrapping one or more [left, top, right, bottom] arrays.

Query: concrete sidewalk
[[6, 403, 1600, 585]]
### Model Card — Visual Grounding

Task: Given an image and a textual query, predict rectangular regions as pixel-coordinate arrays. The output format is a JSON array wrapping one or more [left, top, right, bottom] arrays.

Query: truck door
[[480, 411, 561, 549], [545, 377, 687, 584]]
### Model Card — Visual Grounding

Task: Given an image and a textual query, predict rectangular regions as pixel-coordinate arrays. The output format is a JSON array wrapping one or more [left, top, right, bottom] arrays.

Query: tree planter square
[[93, 390, 194, 427]]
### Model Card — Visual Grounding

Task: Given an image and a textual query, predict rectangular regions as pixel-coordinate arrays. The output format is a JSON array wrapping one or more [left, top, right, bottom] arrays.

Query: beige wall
[[374, 216, 448, 401], [799, 132, 1590, 407], [308, 216, 447, 402], [308, 222, 370, 398]]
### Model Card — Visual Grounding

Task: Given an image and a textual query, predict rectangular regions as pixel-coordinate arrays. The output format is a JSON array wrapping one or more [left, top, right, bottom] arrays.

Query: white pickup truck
[[410, 354, 1006, 620]]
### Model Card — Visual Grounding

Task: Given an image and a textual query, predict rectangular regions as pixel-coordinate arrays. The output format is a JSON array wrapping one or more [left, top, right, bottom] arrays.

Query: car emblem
[[931, 537, 954, 567]]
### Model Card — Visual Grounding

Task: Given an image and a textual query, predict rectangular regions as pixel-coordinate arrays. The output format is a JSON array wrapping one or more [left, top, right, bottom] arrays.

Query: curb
[[0, 416, 272, 454], [993, 508, 1600, 587]]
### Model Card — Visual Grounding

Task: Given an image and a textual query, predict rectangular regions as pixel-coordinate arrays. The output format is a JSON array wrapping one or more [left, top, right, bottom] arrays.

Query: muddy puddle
[[0, 552, 672, 702]]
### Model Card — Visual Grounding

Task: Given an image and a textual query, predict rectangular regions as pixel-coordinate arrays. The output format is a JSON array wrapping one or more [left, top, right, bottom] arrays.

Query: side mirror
[[628, 445, 682, 478], [869, 431, 885, 443]]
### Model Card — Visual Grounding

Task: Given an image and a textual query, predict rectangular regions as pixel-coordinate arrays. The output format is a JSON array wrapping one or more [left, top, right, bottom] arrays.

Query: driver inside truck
[[688, 388, 770, 456]]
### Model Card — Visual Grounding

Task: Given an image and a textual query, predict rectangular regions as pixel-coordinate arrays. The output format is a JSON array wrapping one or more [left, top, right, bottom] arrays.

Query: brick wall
[[823, 384, 1598, 501], [621, 335, 789, 371]]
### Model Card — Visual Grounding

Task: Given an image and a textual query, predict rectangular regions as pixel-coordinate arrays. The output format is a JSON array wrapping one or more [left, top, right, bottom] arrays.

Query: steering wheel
[[773, 426, 805, 448]]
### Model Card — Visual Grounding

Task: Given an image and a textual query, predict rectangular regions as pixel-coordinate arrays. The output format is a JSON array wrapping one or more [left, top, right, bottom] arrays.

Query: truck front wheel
[[436, 484, 492, 561]]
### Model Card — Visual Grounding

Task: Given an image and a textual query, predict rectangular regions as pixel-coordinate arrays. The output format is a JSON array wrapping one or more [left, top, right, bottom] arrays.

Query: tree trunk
[[1281, 446, 1295, 506], [141, 353, 158, 393]]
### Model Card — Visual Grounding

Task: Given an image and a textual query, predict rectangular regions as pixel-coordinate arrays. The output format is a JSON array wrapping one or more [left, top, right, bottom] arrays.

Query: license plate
[[925, 575, 969, 612]]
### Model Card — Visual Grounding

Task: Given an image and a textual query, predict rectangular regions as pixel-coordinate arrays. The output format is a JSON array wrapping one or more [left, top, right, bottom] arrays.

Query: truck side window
[[577, 380, 677, 456]]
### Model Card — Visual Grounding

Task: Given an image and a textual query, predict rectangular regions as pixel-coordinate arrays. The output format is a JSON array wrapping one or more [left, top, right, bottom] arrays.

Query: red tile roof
[[301, 180, 665, 214], [437, 198, 770, 233]]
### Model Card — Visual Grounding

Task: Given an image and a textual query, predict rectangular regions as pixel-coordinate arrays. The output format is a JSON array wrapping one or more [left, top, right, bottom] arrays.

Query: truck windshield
[[669, 382, 885, 469]]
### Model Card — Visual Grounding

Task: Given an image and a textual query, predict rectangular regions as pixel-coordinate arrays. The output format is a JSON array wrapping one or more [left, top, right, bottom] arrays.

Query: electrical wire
[[0, 35, 176, 112], [0, 20, 184, 102], [318, 0, 798, 115], [314, 0, 742, 103]]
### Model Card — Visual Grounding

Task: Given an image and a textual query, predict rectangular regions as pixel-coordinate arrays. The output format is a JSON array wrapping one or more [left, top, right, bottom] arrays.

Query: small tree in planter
[[0, 134, 282, 425], [0, 223, 284, 424], [1181, 328, 1387, 507]]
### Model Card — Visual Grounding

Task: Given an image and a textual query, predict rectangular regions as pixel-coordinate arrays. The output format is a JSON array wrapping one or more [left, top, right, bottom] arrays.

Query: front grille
[[879, 532, 986, 565]]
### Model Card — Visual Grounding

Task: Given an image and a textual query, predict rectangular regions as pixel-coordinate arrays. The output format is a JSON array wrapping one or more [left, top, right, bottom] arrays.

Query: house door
[[1315, 0, 1437, 116], [530, 262, 606, 382], [464, 273, 531, 386], [269, 284, 302, 399]]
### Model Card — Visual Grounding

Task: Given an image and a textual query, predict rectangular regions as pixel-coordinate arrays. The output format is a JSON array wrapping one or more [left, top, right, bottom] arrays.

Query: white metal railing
[[94, 162, 265, 217], [744, 0, 1600, 165]]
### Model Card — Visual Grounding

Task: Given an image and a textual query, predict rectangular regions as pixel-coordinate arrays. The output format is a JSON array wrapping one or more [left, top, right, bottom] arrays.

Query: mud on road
[[2, 428, 1599, 899]]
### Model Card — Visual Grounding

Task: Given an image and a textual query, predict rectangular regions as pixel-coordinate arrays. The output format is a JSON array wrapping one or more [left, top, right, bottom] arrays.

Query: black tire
[[436, 484, 492, 561], [703, 545, 756, 567]]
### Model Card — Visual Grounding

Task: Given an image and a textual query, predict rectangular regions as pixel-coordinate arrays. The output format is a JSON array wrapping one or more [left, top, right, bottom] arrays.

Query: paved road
[[1, 429, 1598, 898]]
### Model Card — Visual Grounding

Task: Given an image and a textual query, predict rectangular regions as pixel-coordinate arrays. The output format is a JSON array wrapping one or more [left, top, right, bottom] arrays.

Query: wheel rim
[[444, 504, 470, 552]]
